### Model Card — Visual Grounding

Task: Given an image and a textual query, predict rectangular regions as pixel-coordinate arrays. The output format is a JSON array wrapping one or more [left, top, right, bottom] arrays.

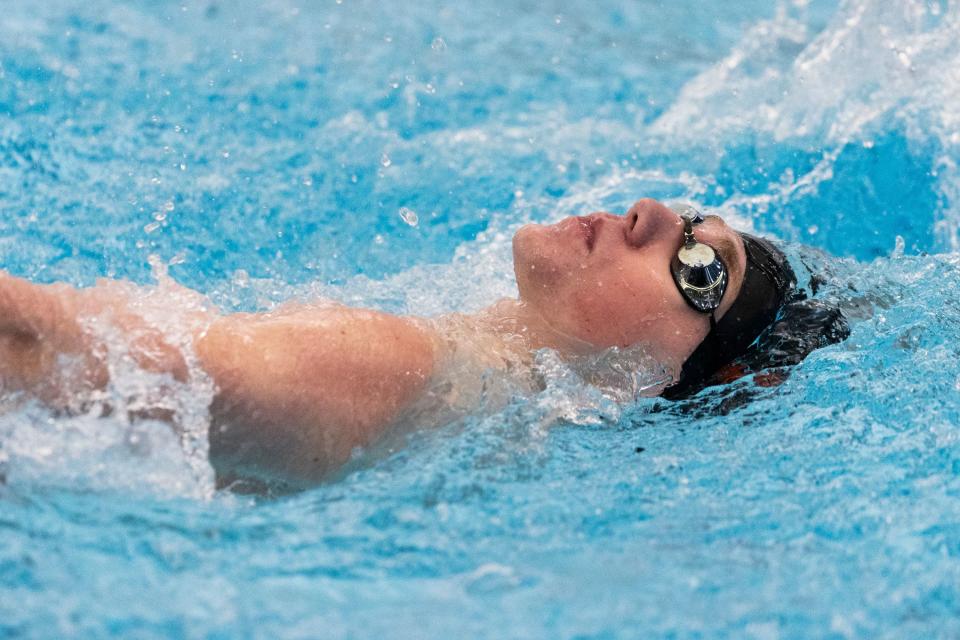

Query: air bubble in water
[[380, 153, 392, 167], [431, 37, 447, 52], [399, 207, 419, 227]]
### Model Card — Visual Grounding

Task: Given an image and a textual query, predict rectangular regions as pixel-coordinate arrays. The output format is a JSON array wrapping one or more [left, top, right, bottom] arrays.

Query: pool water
[[4, 0, 960, 637]]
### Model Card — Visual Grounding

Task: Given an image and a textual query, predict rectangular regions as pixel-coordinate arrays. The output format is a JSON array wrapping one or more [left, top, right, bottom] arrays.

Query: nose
[[624, 198, 683, 247]]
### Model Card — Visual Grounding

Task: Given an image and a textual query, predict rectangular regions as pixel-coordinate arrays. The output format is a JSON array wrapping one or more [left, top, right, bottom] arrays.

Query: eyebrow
[[714, 235, 738, 269], [713, 234, 743, 295], [695, 216, 740, 273]]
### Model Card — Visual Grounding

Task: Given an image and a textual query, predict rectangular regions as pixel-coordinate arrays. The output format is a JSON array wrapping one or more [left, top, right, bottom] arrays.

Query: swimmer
[[0, 198, 847, 490]]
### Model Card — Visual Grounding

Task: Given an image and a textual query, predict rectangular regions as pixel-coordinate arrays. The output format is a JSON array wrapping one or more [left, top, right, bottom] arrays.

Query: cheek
[[565, 272, 655, 346], [566, 269, 700, 351]]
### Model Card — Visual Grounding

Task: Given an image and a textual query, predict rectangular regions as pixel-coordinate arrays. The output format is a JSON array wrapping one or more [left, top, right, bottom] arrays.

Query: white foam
[[650, 0, 960, 248]]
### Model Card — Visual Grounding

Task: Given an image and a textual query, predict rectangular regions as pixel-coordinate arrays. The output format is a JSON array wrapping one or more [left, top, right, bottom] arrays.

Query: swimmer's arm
[[0, 270, 436, 485], [0, 272, 118, 407], [0, 270, 191, 404], [195, 307, 437, 486], [0, 271, 83, 343]]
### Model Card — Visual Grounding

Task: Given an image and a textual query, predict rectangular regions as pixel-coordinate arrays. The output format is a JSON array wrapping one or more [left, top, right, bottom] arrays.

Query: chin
[[511, 224, 539, 279], [512, 223, 540, 254], [512, 224, 564, 298]]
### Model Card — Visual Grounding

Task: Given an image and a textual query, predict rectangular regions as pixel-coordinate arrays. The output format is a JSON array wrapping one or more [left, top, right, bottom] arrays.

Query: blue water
[[4, 0, 960, 637]]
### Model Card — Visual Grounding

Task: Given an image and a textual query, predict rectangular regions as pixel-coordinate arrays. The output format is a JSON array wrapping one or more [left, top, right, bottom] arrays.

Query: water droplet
[[234, 269, 250, 288], [399, 207, 419, 227], [892, 235, 905, 258], [431, 37, 447, 52], [380, 153, 392, 167]]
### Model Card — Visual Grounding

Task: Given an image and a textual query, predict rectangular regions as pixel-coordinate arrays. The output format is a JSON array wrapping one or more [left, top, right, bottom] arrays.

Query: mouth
[[576, 216, 598, 251]]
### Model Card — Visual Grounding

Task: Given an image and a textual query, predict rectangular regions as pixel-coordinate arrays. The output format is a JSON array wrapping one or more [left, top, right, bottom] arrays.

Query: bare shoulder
[[197, 304, 437, 385], [195, 304, 439, 480]]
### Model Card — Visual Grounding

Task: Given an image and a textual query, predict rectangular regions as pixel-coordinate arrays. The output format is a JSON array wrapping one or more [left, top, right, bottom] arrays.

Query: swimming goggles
[[669, 204, 728, 316]]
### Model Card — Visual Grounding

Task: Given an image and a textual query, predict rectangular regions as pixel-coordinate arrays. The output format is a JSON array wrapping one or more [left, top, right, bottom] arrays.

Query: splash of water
[[0, 257, 218, 498], [651, 0, 960, 252]]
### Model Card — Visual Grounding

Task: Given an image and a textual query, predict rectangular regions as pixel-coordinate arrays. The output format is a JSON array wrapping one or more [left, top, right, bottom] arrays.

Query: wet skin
[[512, 197, 747, 374], [0, 198, 746, 488]]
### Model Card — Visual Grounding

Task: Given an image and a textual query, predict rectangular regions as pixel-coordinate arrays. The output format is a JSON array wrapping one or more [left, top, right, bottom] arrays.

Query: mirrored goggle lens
[[668, 204, 727, 313]]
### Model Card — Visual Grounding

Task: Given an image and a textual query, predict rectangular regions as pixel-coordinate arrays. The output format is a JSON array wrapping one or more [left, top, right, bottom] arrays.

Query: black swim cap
[[661, 233, 797, 399]]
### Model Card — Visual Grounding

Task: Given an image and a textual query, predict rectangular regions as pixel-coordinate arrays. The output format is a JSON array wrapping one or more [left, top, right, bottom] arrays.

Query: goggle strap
[[681, 217, 697, 247]]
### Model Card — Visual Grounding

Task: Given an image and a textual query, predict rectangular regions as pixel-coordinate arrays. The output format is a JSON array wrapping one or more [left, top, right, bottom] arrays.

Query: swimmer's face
[[512, 198, 747, 371]]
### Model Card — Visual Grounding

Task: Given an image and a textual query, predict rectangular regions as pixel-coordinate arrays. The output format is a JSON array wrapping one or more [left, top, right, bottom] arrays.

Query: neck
[[440, 298, 676, 399], [446, 298, 594, 361], [427, 298, 676, 403]]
